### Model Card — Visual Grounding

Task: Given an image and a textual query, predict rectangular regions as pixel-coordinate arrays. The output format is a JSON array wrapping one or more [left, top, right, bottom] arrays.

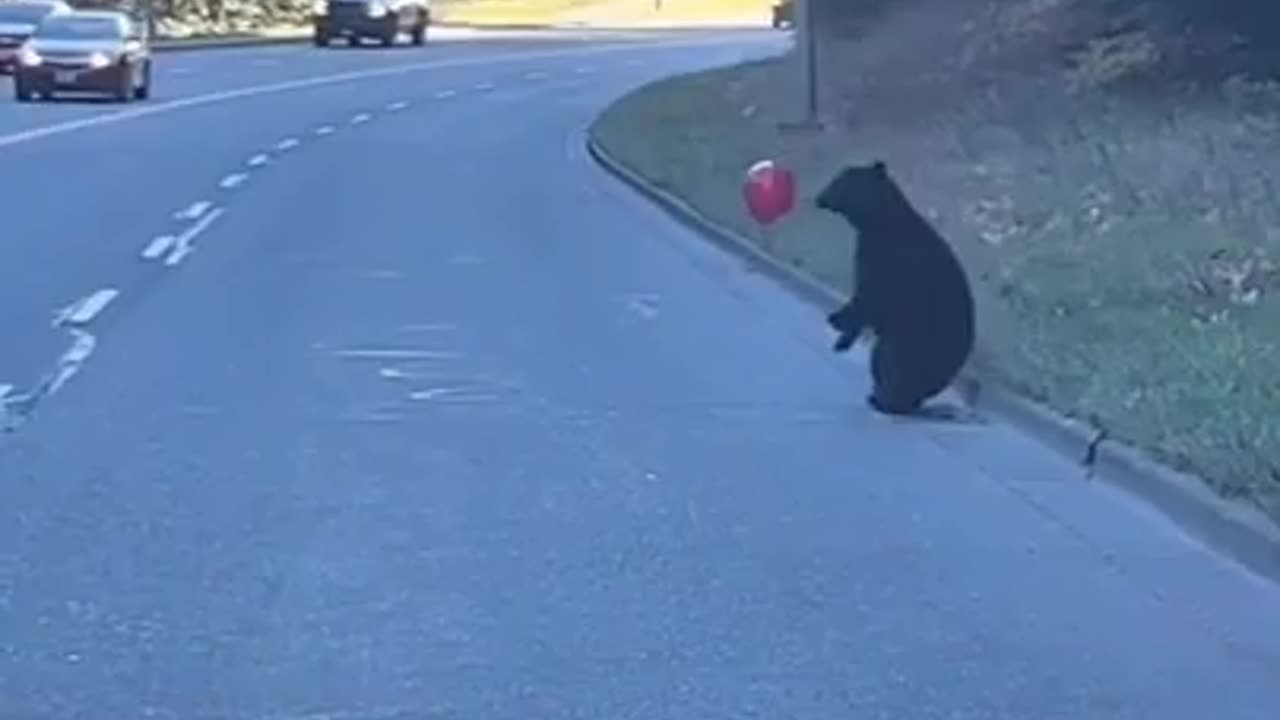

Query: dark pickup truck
[[313, 0, 430, 47], [771, 0, 793, 29]]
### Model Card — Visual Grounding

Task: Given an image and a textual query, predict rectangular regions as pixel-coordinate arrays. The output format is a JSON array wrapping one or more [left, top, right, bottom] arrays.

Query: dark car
[[0, 0, 70, 73], [771, 0, 793, 29], [13, 10, 152, 102], [313, 0, 430, 47]]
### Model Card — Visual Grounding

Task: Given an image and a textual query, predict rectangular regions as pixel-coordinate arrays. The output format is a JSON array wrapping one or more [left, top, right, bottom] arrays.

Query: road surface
[[0, 28, 1277, 720]]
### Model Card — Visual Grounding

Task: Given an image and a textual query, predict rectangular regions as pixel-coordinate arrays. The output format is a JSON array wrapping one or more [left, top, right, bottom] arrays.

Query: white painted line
[[142, 235, 176, 260], [275, 137, 300, 151], [315, 125, 336, 136], [247, 153, 269, 167], [47, 329, 96, 395], [474, 82, 495, 91], [54, 288, 120, 328], [166, 207, 226, 267], [219, 173, 249, 190], [0, 384, 13, 401], [0, 36, 780, 150], [399, 323, 455, 332], [173, 200, 211, 221], [334, 349, 459, 360], [386, 100, 409, 111], [434, 89, 456, 99], [350, 113, 372, 125]]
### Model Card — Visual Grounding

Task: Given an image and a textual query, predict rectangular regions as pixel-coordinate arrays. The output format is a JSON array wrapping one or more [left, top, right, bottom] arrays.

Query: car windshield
[[0, 3, 57, 24], [33, 15, 121, 39]]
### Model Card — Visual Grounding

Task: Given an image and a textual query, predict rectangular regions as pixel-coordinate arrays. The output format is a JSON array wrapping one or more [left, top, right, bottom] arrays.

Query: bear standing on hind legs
[[815, 160, 976, 417]]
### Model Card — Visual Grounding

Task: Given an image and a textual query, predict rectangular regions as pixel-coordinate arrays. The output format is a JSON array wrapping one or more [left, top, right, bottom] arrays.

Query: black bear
[[815, 160, 976, 417]]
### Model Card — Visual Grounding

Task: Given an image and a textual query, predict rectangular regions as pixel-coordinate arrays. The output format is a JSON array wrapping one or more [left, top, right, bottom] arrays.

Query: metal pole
[[795, 0, 819, 125]]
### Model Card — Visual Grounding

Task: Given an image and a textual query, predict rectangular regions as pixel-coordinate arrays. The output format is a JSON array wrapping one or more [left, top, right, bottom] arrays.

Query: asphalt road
[[0, 28, 1277, 720]]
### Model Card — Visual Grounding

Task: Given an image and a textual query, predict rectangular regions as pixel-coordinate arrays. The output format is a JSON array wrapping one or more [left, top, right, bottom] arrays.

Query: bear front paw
[[833, 333, 855, 353]]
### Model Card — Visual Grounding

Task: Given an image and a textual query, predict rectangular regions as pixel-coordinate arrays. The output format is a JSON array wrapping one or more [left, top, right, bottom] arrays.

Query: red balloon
[[743, 159, 796, 226]]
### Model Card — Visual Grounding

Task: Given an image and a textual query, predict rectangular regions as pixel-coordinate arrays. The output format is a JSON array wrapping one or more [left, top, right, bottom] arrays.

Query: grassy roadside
[[434, 0, 769, 27], [592, 0, 1280, 525]]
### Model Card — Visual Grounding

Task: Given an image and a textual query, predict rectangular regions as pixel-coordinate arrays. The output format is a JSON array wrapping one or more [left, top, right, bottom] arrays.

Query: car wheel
[[346, 35, 360, 47], [133, 61, 151, 100], [381, 29, 396, 46], [410, 20, 425, 45], [115, 64, 134, 103], [313, 27, 330, 46], [14, 74, 33, 102]]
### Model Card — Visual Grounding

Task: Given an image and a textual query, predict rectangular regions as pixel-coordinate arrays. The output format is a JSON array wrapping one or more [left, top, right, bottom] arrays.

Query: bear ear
[[872, 160, 887, 173]]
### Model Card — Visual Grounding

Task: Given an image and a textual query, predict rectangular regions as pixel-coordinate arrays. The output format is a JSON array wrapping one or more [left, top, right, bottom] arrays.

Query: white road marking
[[54, 288, 120, 328], [247, 153, 269, 167], [474, 82, 495, 91], [47, 329, 96, 395], [386, 100, 409, 111], [399, 323, 455, 332], [0, 384, 13, 401], [351, 112, 372, 124], [334, 349, 459, 360], [165, 207, 226, 266], [142, 235, 176, 260], [275, 137, 300, 151], [173, 200, 211, 221], [0, 36, 782, 150], [434, 89, 456, 99], [315, 125, 335, 136], [219, 173, 249, 189], [524, 71, 546, 80]]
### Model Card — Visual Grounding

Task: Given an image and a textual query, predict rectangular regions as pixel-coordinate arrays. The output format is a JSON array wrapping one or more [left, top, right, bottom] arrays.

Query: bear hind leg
[[867, 340, 929, 416]]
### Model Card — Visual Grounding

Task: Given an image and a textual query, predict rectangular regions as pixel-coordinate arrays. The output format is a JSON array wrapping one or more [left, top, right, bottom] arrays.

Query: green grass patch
[[592, 9, 1280, 525]]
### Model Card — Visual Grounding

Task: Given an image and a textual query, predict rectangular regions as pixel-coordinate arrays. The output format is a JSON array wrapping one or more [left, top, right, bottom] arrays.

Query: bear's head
[[815, 160, 896, 225]]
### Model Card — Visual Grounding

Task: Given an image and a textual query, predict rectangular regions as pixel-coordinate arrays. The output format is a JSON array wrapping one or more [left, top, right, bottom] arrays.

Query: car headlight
[[88, 51, 111, 69], [367, 2, 388, 17], [17, 46, 41, 66]]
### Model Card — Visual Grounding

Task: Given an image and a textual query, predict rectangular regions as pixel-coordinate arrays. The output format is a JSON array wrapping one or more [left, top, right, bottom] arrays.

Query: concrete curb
[[152, 34, 310, 52], [585, 131, 1280, 585]]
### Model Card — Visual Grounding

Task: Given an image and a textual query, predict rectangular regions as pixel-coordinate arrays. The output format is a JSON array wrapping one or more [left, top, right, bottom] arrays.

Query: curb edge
[[584, 130, 1280, 586]]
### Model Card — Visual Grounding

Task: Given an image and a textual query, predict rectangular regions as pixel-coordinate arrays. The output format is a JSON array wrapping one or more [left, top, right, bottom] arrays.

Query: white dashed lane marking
[[435, 89, 456, 99], [165, 207, 226, 267], [219, 173, 249, 189], [351, 112, 372, 124], [247, 153, 269, 167], [142, 235, 176, 261], [47, 329, 95, 395], [54, 288, 119, 328], [173, 200, 211, 221], [386, 100, 409, 111], [275, 137, 300, 151], [315, 125, 336, 136]]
